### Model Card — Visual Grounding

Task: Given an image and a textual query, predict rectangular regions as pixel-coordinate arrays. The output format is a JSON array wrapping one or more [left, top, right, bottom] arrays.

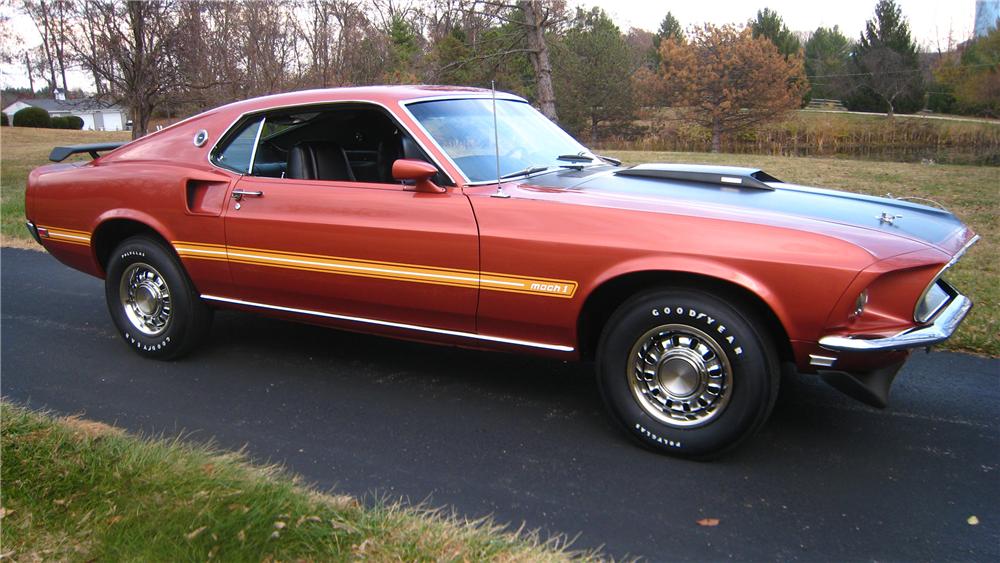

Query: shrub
[[50, 116, 69, 129], [12, 107, 51, 128], [65, 115, 84, 130], [1, 112, 8, 126]]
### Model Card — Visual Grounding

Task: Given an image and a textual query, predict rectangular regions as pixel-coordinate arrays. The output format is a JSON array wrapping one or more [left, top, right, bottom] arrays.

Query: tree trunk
[[39, 0, 58, 91], [519, 0, 558, 122], [25, 53, 35, 93], [591, 114, 599, 142], [711, 118, 722, 153], [132, 103, 150, 140]]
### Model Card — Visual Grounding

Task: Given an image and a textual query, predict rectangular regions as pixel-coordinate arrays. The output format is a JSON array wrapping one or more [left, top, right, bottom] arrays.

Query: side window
[[217, 105, 453, 186], [211, 117, 263, 174]]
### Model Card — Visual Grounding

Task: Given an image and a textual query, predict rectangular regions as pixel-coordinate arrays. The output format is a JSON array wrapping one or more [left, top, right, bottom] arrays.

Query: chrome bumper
[[25, 220, 42, 244], [819, 292, 973, 352]]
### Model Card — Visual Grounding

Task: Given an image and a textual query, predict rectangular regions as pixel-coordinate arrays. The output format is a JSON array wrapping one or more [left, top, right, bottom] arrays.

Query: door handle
[[232, 189, 263, 201]]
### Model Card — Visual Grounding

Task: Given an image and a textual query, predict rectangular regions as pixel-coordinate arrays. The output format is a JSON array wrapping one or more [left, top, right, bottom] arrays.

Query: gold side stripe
[[174, 242, 578, 298], [39, 226, 92, 247]]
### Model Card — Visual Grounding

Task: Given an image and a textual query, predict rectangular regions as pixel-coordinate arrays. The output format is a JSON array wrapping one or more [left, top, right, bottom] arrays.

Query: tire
[[105, 236, 213, 360], [596, 289, 779, 459]]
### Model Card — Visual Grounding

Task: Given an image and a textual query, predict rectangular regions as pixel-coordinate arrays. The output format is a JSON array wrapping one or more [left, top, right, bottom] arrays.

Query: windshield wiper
[[556, 154, 594, 163], [500, 165, 551, 180], [596, 154, 622, 166]]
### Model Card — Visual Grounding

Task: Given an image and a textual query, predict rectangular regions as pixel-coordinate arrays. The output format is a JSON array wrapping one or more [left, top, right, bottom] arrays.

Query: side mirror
[[392, 159, 446, 193]]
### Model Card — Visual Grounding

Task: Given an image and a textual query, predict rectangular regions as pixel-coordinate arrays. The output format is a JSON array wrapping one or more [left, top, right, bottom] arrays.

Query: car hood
[[516, 164, 973, 257]]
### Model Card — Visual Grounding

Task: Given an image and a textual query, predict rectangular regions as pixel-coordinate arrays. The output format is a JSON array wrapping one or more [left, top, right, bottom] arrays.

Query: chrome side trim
[[913, 234, 979, 322], [200, 294, 575, 352], [820, 292, 973, 352], [808, 354, 837, 367]]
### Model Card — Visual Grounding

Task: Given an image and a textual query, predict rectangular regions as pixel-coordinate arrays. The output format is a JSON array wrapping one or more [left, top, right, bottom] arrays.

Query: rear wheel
[[105, 236, 212, 360], [597, 289, 779, 458]]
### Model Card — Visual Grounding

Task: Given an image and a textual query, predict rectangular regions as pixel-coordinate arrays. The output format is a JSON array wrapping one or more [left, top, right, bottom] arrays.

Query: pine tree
[[750, 8, 801, 58]]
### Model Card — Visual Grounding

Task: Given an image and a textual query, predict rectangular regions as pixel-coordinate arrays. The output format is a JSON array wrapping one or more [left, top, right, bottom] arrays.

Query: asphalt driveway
[[3, 247, 997, 561]]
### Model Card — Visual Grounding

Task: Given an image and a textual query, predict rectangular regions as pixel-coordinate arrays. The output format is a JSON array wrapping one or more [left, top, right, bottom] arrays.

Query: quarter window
[[211, 117, 264, 174]]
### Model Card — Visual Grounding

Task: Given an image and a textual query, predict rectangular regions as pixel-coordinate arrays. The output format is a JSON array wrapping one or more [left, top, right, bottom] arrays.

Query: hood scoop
[[615, 163, 780, 191]]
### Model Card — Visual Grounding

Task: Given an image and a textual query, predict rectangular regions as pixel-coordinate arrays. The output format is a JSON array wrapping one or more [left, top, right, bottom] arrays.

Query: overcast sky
[[0, 0, 981, 93]]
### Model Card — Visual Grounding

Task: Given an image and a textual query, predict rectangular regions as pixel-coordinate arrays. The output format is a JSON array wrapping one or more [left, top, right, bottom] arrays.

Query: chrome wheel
[[627, 324, 733, 428], [119, 262, 172, 336]]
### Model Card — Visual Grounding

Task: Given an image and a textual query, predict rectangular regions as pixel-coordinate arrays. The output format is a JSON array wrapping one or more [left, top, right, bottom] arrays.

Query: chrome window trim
[[205, 99, 458, 186], [201, 294, 574, 352], [913, 234, 980, 322], [246, 116, 266, 174]]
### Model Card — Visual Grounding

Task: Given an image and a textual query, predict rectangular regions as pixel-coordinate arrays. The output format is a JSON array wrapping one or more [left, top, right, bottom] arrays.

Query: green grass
[[1, 127, 130, 246], [1, 128, 995, 354], [0, 402, 593, 561], [606, 150, 999, 356]]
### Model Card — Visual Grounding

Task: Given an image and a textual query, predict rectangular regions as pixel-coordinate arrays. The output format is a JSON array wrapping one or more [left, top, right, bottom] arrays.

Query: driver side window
[[216, 105, 452, 187]]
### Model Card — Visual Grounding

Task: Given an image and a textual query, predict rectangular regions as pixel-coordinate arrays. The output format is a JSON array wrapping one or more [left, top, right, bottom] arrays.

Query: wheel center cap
[[134, 285, 159, 315], [657, 349, 706, 398]]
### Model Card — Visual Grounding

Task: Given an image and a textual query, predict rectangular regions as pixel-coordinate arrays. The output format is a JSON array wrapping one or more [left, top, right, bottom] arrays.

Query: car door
[[219, 109, 480, 334]]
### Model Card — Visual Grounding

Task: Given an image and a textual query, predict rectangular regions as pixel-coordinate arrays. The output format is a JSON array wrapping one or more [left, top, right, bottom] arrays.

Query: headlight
[[913, 235, 978, 323], [914, 281, 952, 323]]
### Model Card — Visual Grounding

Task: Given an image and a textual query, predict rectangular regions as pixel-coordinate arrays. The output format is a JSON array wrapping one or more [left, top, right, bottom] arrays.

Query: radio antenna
[[490, 80, 509, 199]]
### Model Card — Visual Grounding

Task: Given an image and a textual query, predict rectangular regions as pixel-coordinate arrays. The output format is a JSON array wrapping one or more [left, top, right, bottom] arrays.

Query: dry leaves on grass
[[186, 526, 208, 540], [696, 518, 720, 527], [60, 415, 123, 439]]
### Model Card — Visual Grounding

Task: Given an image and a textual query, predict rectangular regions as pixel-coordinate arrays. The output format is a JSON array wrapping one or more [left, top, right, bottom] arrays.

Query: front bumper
[[819, 288, 972, 353]]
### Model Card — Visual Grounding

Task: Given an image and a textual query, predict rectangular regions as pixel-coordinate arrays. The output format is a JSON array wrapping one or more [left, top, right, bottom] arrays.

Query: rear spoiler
[[49, 142, 126, 162], [615, 163, 780, 191]]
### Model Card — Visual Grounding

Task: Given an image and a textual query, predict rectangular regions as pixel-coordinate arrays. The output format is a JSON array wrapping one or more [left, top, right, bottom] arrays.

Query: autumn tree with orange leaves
[[652, 24, 807, 152]]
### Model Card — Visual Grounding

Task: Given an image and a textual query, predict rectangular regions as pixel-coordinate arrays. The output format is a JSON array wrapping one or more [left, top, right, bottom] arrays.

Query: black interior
[[240, 105, 451, 186]]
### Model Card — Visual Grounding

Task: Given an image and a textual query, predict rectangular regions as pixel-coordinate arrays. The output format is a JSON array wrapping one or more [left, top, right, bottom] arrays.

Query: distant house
[[2, 89, 128, 131]]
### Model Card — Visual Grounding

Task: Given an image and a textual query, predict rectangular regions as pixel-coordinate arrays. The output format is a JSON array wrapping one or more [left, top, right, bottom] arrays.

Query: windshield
[[406, 98, 594, 183]]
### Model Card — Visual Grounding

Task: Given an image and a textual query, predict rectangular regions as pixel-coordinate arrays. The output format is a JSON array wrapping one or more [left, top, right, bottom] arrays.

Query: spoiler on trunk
[[615, 163, 780, 191], [49, 142, 126, 162]]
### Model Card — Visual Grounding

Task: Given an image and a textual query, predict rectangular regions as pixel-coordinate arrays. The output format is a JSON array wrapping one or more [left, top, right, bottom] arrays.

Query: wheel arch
[[577, 269, 794, 364], [91, 214, 176, 276]]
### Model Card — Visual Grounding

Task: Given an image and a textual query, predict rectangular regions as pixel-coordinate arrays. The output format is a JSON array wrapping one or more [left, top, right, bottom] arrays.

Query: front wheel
[[597, 289, 779, 459], [105, 236, 213, 360]]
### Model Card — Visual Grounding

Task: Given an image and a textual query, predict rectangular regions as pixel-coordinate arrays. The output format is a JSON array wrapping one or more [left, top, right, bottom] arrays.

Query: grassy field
[[0, 402, 591, 561], [1, 128, 995, 354]]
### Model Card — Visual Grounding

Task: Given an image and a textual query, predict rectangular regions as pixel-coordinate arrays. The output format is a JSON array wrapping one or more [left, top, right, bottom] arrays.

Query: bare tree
[[856, 47, 922, 117], [21, 0, 59, 91], [72, 0, 181, 138], [430, 0, 564, 120]]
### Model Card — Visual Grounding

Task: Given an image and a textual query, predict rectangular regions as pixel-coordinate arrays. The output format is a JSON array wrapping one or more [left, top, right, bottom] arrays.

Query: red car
[[25, 86, 978, 457]]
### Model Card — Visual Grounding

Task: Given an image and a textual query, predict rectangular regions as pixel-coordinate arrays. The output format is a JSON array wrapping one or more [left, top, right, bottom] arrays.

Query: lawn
[[0, 402, 591, 561], [1, 128, 995, 354]]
